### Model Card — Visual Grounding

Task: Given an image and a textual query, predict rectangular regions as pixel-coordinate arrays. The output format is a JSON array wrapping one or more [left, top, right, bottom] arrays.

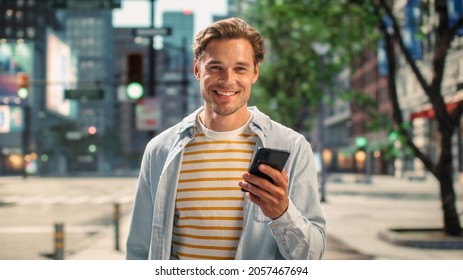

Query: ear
[[252, 64, 260, 84], [193, 58, 200, 80]]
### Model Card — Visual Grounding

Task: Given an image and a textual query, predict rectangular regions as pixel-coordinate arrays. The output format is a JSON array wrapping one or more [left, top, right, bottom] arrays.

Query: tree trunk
[[437, 170, 462, 236], [436, 131, 462, 236]]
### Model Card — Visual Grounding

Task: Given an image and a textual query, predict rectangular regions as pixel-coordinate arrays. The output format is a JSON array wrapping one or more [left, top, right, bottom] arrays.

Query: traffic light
[[88, 144, 97, 153], [355, 136, 367, 149], [126, 53, 144, 100], [17, 73, 30, 99], [87, 125, 97, 136], [87, 125, 97, 153]]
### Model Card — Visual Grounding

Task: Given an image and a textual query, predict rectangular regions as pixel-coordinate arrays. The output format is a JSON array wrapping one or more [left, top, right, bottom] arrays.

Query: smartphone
[[242, 147, 290, 192]]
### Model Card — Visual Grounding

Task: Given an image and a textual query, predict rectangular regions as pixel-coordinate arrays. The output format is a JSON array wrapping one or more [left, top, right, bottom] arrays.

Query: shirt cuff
[[268, 199, 298, 233]]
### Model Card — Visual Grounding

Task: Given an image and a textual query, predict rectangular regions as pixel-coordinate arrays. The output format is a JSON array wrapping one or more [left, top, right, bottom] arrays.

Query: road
[[0, 177, 137, 260]]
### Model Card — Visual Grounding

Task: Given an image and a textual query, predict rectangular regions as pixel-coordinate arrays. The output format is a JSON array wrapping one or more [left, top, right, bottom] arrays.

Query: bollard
[[114, 203, 120, 251], [54, 223, 65, 260]]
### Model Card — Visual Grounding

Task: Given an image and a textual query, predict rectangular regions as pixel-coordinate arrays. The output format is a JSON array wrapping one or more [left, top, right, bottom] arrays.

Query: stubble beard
[[210, 94, 248, 117]]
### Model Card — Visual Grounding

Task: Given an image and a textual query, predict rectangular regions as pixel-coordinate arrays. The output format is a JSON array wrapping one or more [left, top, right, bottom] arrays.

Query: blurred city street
[[1, 1, 463, 264], [1, 173, 462, 260], [0, 176, 137, 260]]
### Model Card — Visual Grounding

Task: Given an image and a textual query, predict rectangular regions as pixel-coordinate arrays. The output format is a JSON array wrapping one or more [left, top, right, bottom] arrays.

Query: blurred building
[[0, 0, 64, 176], [0, 0, 123, 176], [350, 45, 394, 177], [57, 4, 117, 174], [159, 11, 198, 130]]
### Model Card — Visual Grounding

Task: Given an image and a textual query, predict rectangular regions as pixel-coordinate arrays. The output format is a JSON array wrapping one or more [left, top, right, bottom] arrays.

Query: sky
[[113, 0, 228, 35]]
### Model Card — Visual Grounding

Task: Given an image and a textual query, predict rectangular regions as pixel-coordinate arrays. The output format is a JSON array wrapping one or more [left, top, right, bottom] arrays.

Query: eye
[[209, 65, 222, 71]]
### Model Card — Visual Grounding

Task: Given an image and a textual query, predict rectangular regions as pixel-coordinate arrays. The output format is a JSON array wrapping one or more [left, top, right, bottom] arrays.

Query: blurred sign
[[51, 0, 121, 9], [0, 106, 9, 133], [0, 105, 24, 133], [65, 89, 104, 101], [46, 28, 78, 119], [133, 27, 172, 37], [65, 131, 83, 140], [0, 41, 34, 106], [135, 97, 160, 131]]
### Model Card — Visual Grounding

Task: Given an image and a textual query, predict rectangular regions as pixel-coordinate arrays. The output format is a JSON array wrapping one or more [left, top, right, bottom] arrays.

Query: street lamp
[[311, 42, 331, 202]]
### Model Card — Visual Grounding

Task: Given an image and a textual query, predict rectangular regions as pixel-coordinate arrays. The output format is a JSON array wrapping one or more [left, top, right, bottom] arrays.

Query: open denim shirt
[[126, 106, 326, 260]]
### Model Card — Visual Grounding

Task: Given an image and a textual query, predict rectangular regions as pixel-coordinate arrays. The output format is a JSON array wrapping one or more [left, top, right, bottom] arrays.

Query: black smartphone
[[242, 147, 290, 192]]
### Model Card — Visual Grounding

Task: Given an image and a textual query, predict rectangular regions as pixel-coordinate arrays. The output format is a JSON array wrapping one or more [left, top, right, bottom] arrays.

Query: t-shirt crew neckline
[[196, 111, 254, 139]]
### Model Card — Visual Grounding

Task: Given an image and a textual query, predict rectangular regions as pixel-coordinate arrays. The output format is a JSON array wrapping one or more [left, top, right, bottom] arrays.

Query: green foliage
[[240, 0, 380, 132]]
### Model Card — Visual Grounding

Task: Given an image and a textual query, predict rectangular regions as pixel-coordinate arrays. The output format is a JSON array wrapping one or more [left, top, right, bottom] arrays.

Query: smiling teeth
[[216, 91, 235, 96]]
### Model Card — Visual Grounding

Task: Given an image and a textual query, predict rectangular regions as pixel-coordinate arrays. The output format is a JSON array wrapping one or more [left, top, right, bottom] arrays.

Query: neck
[[200, 107, 250, 132]]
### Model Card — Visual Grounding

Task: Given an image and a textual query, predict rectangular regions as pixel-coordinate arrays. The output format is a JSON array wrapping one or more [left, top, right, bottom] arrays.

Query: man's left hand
[[239, 164, 289, 219]]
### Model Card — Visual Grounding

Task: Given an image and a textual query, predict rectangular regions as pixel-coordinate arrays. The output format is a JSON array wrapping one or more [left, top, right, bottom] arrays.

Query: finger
[[241, 172, 272, 193], [274, 169, 289, 192], [258, 164, 288, 191], [282, 169, 288, 182], [239, 178, 272, 198], [246, 188, 274, 207]]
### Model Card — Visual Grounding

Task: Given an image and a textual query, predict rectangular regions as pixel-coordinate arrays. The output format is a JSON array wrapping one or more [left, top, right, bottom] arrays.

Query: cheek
[[201, 74, 216, 85]]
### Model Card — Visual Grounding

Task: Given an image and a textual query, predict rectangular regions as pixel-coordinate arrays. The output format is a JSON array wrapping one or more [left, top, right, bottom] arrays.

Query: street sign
[[133, 27, 172, 37], [65, 89, 104, 101], [51, 0, 121, 10], [65, 131, 82, 140]]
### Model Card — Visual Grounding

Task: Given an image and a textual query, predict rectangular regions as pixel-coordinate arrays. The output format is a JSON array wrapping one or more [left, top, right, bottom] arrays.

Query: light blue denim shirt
[[126, 106, 326, 260]]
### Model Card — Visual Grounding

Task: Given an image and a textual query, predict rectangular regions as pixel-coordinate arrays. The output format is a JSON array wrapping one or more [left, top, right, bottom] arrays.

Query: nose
[[218, 69, 236, 85]]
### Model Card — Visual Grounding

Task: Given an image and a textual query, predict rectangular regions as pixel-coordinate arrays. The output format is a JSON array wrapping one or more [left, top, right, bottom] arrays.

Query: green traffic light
[[88, 144, 97, 153], [126, 82, 144, 100], [17, 88, 29, 99], [355, 136, 367, 148]]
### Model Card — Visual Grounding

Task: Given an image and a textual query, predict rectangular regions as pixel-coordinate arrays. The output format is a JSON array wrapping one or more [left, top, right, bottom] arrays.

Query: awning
[[410, 91, 463, 120]]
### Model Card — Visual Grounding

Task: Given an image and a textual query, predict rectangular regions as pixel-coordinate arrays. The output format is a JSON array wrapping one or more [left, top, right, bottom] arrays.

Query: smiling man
[[126, 17, 326, 260]]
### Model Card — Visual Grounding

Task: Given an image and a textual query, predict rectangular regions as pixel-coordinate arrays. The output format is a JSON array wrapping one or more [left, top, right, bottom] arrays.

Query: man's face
[[194, 38, 259, 117]]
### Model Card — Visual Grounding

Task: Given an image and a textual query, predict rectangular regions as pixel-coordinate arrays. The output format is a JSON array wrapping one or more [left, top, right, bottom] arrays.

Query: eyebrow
[[206, 60, 252, 67]]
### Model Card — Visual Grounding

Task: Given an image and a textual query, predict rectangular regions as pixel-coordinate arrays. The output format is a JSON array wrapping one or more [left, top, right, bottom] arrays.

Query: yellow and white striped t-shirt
[[171, 115, 257, 260]]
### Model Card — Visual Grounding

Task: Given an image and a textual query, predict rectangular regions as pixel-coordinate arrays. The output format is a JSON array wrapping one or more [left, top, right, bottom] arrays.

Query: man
[[126, 17, 326, 260]]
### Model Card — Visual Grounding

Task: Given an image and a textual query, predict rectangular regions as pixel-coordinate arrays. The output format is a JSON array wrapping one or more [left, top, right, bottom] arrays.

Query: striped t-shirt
[[171, 114, 257, 260]]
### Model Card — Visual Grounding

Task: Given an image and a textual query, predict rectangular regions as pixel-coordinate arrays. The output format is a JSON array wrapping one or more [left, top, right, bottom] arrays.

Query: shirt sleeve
[[267, 144, 326, 260], [126, 148, 153, 260]]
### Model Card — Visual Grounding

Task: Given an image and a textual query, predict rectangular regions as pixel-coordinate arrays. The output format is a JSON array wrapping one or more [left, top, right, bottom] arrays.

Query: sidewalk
[[67, 215, 129, 260], [322, 173, 463, 259], [68, 173, 463, 260]]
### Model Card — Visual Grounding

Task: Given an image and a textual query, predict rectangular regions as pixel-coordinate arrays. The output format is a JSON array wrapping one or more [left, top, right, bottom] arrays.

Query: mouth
[[214, 90, 238, 97]]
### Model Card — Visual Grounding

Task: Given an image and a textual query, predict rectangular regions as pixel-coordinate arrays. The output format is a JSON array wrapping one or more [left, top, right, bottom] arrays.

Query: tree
[[241, 0, 463, 236], [242, 0, 380, 132], [375, 0, 463, 236]]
